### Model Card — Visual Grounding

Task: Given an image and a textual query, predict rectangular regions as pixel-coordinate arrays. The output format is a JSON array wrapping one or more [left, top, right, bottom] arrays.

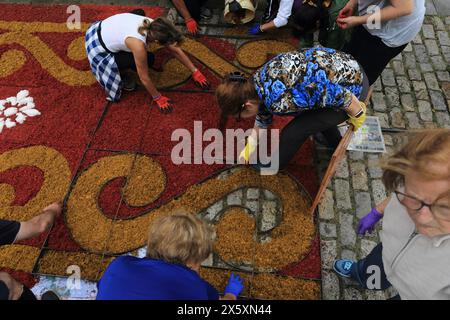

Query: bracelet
[[152, 94, 161, 101]]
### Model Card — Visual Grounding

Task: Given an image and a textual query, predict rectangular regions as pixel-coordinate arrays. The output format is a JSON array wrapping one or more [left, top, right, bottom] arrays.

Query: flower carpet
[[0, 4, 322, 299]]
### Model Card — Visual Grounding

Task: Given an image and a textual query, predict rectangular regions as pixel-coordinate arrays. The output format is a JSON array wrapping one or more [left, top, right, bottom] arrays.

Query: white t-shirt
[[100, 13, 153, 52], [358, 0, 425, 47]]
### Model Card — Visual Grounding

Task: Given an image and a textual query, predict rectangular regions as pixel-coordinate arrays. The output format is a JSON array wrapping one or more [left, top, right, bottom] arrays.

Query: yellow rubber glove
[[239, 135, 257, 163], [347, 101, 366, 131]]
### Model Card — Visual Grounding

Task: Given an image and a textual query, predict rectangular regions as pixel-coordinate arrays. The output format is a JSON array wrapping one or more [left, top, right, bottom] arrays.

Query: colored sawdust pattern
[[0, 4, 321, 299]]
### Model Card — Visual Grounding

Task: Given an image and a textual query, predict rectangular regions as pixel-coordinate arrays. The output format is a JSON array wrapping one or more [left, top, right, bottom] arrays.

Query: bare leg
[[15, 202, 62, 242]]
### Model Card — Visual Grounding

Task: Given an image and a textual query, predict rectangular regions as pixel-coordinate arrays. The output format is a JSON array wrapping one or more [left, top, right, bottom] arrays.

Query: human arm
[[337, 0, 415, 29], [249, 0, 294, 34], [166, 42, 209, 88], [128, 38, 173, 112], [171, 0, 199, 34]]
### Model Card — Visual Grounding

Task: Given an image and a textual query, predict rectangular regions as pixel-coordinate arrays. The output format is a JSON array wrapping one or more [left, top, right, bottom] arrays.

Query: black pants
[[278, 108, 348, 169], [278, 72, 369, 169], [350, 243, 401, 299], [343, 25, 407, 85], [180, 0, 208, 21], [114, 51, 155, 76], [350, 243, 392, 290]]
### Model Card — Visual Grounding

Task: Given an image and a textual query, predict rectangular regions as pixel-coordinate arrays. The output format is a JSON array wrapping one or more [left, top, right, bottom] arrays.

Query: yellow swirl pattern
[[0, 146, 71, 221]]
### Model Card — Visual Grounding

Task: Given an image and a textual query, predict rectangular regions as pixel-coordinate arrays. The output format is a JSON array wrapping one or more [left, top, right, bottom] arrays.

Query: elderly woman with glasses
[[333, 129, 450, 300]]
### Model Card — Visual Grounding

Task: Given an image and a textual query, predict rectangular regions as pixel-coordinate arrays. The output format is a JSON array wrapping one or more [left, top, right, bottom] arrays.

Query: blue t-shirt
[[96, 256, 219, 300]]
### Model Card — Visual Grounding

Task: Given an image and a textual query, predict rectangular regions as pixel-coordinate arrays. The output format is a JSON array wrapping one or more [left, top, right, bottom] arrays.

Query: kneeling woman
[[216, 47, 369, 170], [96, 212, 244, 300], [85, 11, 209, 112]]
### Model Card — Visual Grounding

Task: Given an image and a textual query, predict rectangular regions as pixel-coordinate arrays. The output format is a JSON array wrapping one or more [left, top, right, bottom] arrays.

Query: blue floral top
[[253, 47, 364, 128]]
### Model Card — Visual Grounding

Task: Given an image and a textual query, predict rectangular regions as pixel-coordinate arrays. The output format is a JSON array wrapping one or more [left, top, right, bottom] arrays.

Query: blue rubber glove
[[248, 24, 262, 35], [224, 273, 244, 298], [357, 208, 383, 235]]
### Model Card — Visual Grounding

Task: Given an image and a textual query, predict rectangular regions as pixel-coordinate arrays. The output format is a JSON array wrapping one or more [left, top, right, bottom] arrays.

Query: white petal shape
[[0, 100, 5, 110], [19, 102, 35, 111], [21, 108, 41, 117], [4, 107, 18, 117], [15, 113, 27, 124], [5, 118, 16, 128], [16, 90, 29, 102], [18, 97, 34, 105], [6, 97, 17, 106]]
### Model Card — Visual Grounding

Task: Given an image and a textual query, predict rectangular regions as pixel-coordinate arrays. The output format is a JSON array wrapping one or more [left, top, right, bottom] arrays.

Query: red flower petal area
[[0, 3, 321, 287]]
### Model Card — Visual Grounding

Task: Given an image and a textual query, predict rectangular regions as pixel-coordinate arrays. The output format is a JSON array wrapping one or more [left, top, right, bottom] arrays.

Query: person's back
[[100, 13, 149, 52], [253, 47, 364, 113], [97, 255, 219, 300]]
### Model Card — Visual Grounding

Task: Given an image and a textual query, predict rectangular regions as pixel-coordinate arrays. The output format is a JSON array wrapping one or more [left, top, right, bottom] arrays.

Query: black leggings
[[114, 51, 155, 76], [343, 25, 407, 85], [174, 0, 208, 21], [278, 72, 369, 169], [278, 108, 349, 169]]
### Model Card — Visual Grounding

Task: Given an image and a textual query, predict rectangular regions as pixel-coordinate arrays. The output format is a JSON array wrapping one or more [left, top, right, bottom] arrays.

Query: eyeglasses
[[394, 190, 450, 222]]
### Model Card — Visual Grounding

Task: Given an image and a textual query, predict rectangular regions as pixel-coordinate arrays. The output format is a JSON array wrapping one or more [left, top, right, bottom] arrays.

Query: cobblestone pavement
[[8, 0, 450, 299]]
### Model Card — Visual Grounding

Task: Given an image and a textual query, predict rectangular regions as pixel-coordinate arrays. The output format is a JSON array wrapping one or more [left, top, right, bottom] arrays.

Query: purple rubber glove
[[357, 208, 383, 235], [248, 24, 263, 35], [224, 273, 244, 298]]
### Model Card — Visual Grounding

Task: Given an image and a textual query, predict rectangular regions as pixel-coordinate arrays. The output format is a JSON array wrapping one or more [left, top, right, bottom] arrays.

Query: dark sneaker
[[41, 290, 60, 300], [122, 76, 137, 91], [333, 259, 355, 278], [200, 6, 213, 20]]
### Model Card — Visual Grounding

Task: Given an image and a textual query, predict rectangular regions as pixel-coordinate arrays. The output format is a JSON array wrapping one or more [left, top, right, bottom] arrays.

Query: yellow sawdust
[[0, 146, 71, 222], [237, 40, 295, 69]]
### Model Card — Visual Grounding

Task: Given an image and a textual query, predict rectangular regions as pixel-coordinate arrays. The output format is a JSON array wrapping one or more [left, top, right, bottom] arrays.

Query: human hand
[[338, 5, 354, 19], [185, 18, 198, 35], [192, 69, 210, 89], [357, 208, 383, 235], [224, 273, 244, 298], [153, 95, 173, 113], [336, 15, 361, 29], [248, 24, 263, 35], [347, 101, 366, 131]]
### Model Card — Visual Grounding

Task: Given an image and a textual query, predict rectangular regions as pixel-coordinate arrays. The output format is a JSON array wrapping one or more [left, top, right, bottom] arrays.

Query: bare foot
[[42, 202, 62, 218]]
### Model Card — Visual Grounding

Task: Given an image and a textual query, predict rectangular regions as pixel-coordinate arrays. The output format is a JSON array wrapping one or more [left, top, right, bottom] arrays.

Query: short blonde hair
[[146, 212, 215, 265], [382, 128, 450, 193]]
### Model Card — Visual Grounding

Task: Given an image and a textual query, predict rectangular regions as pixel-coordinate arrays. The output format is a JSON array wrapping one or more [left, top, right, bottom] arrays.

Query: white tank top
[[100, 13, 153, 52]]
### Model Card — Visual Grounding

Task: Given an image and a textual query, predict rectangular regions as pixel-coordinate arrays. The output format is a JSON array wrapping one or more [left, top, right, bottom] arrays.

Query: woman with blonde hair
[[85, 9, 209, 113], [333, 129, 450, 300], [97, 212, 244, 300]]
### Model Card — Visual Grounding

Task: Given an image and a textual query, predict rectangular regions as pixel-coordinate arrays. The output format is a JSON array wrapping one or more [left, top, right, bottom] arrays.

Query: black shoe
[[261, 0, 280, 23], [129, 8, 145, 16], [200, 6, 213, 20], [122, 76, 137, 91], [41, 290, 60, 300]]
